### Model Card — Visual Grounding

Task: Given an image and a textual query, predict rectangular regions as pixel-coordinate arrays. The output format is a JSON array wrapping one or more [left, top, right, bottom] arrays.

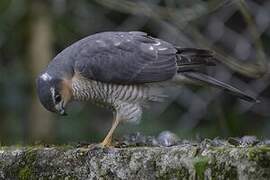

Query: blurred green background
[[0, 0, 269, 145]]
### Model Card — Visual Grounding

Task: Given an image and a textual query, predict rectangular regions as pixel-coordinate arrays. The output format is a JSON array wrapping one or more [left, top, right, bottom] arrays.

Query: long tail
[[175, 47, 258, 102]]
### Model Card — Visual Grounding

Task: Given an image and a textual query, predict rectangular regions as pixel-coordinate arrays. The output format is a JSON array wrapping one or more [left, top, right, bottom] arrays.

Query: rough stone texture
[[0, 135, 270, 179]]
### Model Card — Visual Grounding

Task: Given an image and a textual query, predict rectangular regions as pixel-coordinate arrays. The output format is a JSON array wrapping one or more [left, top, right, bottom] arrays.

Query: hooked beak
[[58, 101, 68, 116], [59, 108, 67, 116]]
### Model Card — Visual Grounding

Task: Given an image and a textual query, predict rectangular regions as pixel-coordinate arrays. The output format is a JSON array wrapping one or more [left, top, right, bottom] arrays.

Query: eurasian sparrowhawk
[[36, 31, 256, 146]]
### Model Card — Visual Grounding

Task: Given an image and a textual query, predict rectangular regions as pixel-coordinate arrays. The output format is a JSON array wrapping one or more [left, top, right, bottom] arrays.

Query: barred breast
[[71, 73, 165, 123]]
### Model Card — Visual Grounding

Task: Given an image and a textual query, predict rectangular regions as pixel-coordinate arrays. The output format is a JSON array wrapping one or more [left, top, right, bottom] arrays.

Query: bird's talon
[[86, 143, 109, 149], [87, 144, 96, 149], [100, 142, 112, 148], [100, 138, 113, 148]]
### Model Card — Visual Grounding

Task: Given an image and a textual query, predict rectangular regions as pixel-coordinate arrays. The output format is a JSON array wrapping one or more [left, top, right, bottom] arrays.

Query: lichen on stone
[[0, 134, 270, 179]]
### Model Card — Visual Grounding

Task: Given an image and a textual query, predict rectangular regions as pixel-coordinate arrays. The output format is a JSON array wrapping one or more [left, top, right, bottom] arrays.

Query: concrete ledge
[[0, 137, 270, 179]]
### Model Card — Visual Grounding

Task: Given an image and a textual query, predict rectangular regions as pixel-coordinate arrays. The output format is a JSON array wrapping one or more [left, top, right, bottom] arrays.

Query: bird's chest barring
[[71, 78, 147, 104]]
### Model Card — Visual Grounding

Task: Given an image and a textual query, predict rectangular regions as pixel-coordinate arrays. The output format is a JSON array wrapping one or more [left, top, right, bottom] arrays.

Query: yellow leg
[[100, 114, 120, 147]]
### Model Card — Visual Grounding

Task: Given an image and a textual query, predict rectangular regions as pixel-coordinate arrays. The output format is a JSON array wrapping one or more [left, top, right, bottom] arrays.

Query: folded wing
[[74, 31, 178, 84]]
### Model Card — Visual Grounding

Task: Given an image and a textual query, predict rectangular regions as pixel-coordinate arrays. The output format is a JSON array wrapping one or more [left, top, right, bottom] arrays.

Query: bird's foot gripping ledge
[[0, 134, 270, 179]]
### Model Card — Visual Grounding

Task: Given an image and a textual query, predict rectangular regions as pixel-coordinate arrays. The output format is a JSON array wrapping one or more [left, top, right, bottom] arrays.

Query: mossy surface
[[193, 156, 209, 179], [18, 166, 32, 180], [0, 138, 269, 179]]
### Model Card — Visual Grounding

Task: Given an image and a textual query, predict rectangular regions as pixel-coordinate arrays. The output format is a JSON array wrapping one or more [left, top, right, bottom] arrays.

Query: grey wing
[[73, 31, 178, 84]]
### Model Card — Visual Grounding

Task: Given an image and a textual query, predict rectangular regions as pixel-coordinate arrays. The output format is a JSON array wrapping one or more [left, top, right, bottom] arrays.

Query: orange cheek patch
[[60, 79, 72, 105]]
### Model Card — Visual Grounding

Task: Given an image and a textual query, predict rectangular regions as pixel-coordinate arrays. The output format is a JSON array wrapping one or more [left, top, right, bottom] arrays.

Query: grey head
[[36, 72, 67, 115]]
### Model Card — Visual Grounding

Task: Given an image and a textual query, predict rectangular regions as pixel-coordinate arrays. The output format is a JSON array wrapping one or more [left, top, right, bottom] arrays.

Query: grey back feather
[[71, 31, 177, 84]]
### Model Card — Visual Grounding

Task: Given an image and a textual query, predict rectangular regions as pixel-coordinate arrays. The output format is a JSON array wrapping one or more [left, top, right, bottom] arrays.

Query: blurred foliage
[[0, 0, 270, 145]]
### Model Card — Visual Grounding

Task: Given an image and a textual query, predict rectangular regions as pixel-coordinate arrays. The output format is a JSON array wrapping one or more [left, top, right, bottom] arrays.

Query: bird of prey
[[37, 31, 256, 147]]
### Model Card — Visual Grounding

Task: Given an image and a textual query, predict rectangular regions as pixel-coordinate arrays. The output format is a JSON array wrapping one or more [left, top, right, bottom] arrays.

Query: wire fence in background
[[0, 0, 269, 143]]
